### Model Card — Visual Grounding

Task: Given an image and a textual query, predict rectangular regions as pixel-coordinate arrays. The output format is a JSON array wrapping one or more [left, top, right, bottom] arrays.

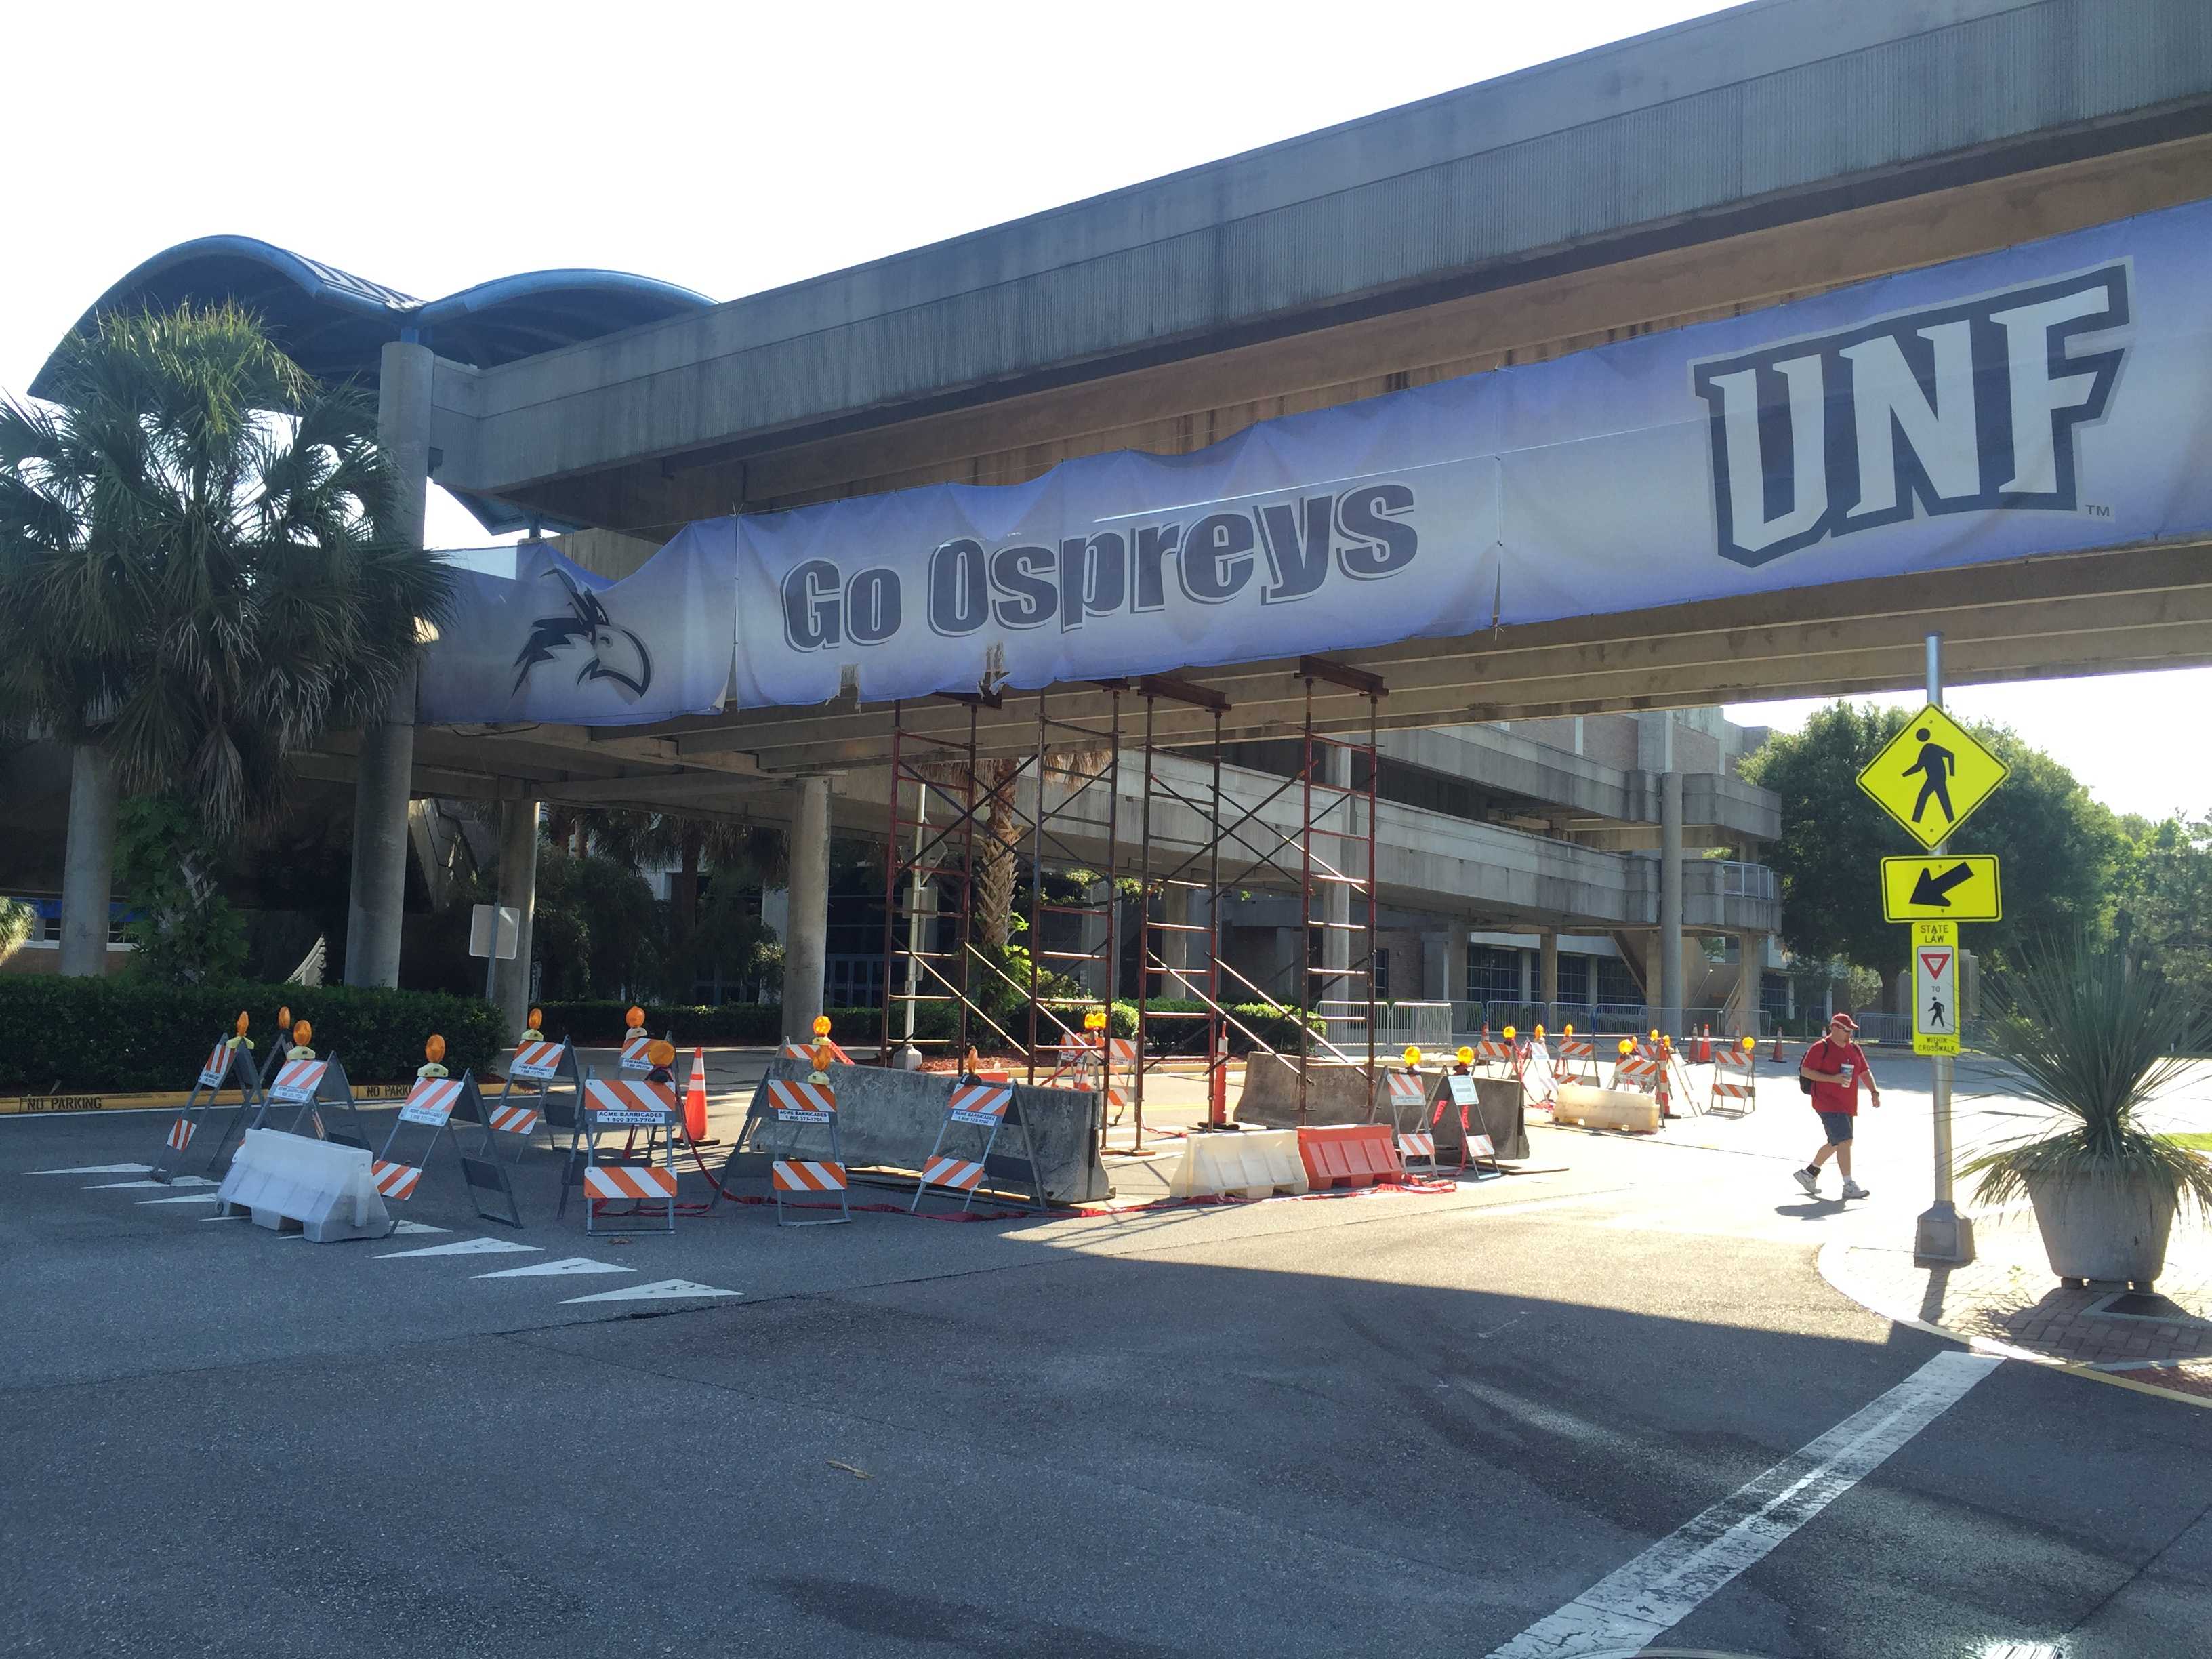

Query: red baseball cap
[[1828, 1013, 1859, 1030]]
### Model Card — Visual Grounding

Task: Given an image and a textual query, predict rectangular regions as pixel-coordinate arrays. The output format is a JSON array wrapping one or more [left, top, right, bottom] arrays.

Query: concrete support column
[[783, 775, 832, 1042], [489, 796, 540, 1033], [59, 745, 119, 977], [1540, 930, 1560, 1028], [344, 340, 432, 989], [1158, 885, 1193, 996], [1322, 744, 1353, 985], [1659, 770, 1684, 1037], [1079, 890, 1111, 1001], [1730, 930, 1764, 1038]]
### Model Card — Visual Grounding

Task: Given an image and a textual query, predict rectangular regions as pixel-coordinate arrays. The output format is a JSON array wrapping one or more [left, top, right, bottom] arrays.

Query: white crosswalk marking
[[374, 1237, 541, 1260], [87, 1177, 215, 1189], [560, 1279, 741, 1305], [28, 1164, 155, 1176], [139, 1193, 223, 1205], [473, 1258, 635, 1279], [1487, 1351, 2001, 1658]]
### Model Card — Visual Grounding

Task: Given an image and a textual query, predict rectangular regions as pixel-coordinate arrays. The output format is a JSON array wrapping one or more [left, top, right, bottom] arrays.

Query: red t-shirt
[[1803, 1037, 1869, 1115]]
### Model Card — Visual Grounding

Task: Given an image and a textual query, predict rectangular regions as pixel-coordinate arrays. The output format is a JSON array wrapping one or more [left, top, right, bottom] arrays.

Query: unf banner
[[424, 197, 2212, 722]]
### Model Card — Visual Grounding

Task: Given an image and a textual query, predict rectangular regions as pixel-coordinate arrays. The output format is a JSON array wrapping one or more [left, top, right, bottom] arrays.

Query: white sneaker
[[1841, 1181, 1870, 1200], [1794, 1168, 1821, 1197]]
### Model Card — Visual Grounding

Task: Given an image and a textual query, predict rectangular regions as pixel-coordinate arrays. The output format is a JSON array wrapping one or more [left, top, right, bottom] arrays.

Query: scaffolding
[[877, 658, 1386, 1145]]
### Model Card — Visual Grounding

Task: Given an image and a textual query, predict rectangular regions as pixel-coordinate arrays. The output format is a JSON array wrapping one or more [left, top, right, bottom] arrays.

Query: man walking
[[1795, 1012, 1881, 1200]]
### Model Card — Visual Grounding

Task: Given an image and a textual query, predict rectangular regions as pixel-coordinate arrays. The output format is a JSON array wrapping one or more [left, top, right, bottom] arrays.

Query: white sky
[[4, 0, 2205, 821]]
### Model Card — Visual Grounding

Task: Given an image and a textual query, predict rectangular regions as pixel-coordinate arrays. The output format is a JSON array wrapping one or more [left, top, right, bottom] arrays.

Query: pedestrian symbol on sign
[[1902, 729, 1957, 827]]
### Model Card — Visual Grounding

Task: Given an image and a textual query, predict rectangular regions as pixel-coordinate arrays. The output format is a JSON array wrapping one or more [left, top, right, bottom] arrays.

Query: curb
[[1816, 1240, 2211, 1411], [1, 1082, 416, 1118]]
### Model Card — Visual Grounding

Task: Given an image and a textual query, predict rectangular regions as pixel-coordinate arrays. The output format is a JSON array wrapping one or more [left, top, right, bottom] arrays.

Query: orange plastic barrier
[[1296, 1124, 1406, 1191]]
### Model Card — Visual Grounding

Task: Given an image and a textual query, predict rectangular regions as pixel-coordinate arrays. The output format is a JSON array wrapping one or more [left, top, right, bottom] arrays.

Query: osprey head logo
[[512, 569, 653, 701]]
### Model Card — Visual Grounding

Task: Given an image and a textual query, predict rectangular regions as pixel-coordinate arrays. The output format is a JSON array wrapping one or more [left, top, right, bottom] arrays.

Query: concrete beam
[[435, 1, 2212, 506]]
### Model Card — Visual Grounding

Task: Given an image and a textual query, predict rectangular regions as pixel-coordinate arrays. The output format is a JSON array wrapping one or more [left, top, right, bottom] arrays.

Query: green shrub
[[0, 979, 503, 1093]]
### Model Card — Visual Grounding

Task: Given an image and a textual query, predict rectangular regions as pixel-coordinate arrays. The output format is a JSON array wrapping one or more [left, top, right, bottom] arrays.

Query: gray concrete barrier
[[1235, 1056, 1528, 1160], [763, 1058, 1111, 1205]]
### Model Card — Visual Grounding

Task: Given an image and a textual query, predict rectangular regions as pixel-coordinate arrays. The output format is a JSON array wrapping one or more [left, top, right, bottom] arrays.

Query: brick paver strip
[[1822, 1208, 2212, 1406]]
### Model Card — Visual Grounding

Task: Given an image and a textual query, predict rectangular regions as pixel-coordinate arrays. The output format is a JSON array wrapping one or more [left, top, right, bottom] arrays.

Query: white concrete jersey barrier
[[1550, 1084, 1662, 1134], [1157, 1129, 1308, 1200], [215, 1128, 392, 1242]]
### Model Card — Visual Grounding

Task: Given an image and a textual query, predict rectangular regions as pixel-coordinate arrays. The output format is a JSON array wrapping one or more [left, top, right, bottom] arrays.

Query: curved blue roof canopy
[[33, 237, 716, 532]]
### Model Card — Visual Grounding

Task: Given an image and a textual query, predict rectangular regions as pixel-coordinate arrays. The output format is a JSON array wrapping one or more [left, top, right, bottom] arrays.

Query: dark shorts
[[1816, 1111, 1855, 1145]]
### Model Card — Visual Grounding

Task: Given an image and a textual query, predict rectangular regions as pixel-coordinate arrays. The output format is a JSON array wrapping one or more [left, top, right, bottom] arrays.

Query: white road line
[[373, 1237, 541, 1259], [85, 1177, 214, 1189], [474, 1257, 635, 1279], [560, 1278, 741, 1305], [1486, 1350, 2001, 1658], [139, 1193, 223, 1205], [27, 1164, 155, 1176]]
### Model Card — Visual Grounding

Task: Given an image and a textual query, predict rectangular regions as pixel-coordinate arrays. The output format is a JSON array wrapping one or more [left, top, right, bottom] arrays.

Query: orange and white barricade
[[571, 1076, 683, 1235], [1708, 1042, 1759, 1115], [1556, 1033, 1599, 1086], [718, 1076, 853, 1226], [779, 1036, 854, 1067], [1607, 1043, 1658, 1094], [1471, 1030, 1515, 1078], [155, 1025, 268, 1183], [501, 1036, 585, 1148], [1517, 1040, 1561, 1111], [1427, 1069, 1503, 1180], [267, 1053, 370, 1148], [1380, 1070, 1440, 1174], [370, 1071, 525, 1227], [912, 1079, 1047, 1214]]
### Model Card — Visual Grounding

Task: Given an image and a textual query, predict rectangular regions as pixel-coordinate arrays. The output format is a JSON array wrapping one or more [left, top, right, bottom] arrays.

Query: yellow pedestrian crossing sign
[[1857, 705, 2009, 851], [1880, 855, 2003, 922]]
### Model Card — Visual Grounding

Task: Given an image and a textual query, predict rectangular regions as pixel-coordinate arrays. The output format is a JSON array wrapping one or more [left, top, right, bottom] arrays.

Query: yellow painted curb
[[1817, 1240, 2210, 1411], [0, 1082, 414, 1116]]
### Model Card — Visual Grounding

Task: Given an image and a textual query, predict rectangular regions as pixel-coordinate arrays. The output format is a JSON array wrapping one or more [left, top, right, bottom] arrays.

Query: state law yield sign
[[1880, 855, 2003, 922], [1912, 921, 1961, 1057], [1857, 706, 2009, 851]]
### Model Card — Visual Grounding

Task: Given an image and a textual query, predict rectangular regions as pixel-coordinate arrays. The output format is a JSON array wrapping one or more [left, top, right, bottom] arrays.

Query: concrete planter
[[2024, 1169, 2179, 1285]]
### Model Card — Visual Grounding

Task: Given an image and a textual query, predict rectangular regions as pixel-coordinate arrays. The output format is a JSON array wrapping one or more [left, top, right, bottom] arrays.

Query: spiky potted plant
[[1960, 935, 2212, 1288]]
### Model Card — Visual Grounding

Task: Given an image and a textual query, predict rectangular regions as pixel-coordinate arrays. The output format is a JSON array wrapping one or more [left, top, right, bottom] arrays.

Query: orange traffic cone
[[1770, 1032, 1785, 1064], [684, 1046, 709, 1141]]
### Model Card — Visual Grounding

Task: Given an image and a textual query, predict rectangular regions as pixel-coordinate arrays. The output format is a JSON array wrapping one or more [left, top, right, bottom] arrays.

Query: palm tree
[[0, 303, 449, 972]]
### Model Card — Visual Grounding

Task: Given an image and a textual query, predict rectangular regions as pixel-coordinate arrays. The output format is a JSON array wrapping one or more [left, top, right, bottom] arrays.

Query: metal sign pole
[[1913, 631, 1975, 1265]]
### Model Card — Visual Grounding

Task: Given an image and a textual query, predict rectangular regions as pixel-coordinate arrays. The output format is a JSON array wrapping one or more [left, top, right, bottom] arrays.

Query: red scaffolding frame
[[877, 658, 1385, 1143]]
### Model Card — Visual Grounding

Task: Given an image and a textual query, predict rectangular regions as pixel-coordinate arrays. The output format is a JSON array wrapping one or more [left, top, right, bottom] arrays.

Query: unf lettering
[[1691, 264, 2128, 567]]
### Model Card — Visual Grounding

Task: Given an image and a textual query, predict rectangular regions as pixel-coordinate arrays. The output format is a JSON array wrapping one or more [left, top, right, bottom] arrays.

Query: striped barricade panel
[[583, 1165, 678, 1201], [197, 1041, 230, 1088], [1387, 1072, 1426, 1111], [947, 1084, 1011, 1127], [619, 1036, 653, 1072], [772, 1159, 848, 1193], [1397, 1132, 1436, 1160], [509, 1040, 567, 1082], [766, 1078, 836, 1124], [487, 1101, 541, 1135], [585, 1078, 678, 1127], [166, 1118, 194, 1153], [399, 1078, 464, 1128], [920, 1155, 985, 1192], [370, 1160, 422, 1201], [268, 1059, 327, 1105]]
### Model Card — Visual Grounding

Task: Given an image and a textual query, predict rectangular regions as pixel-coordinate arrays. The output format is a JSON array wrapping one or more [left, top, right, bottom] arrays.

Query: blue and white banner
[[417, 527, 735, 726], [426, 197, 2212, 721]]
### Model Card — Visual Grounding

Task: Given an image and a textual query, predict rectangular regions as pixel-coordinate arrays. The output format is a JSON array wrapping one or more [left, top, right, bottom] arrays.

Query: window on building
[[1595, 954, 1643, 1008], [1467, 945, 1523, 1002], [1372, 948, 1390, 1002], [1759, 970, 1789, 1016], [1556, 952, 1591, 1004]]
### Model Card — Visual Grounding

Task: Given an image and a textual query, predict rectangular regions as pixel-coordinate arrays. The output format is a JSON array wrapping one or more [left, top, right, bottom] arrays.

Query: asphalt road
[[2, 1065, 2206, 1658]]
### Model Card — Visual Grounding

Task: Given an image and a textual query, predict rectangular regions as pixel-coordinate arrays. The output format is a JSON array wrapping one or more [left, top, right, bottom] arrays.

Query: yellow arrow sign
[[1856, 705, 2009, 850], [1880, 855, 2002, 922]]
